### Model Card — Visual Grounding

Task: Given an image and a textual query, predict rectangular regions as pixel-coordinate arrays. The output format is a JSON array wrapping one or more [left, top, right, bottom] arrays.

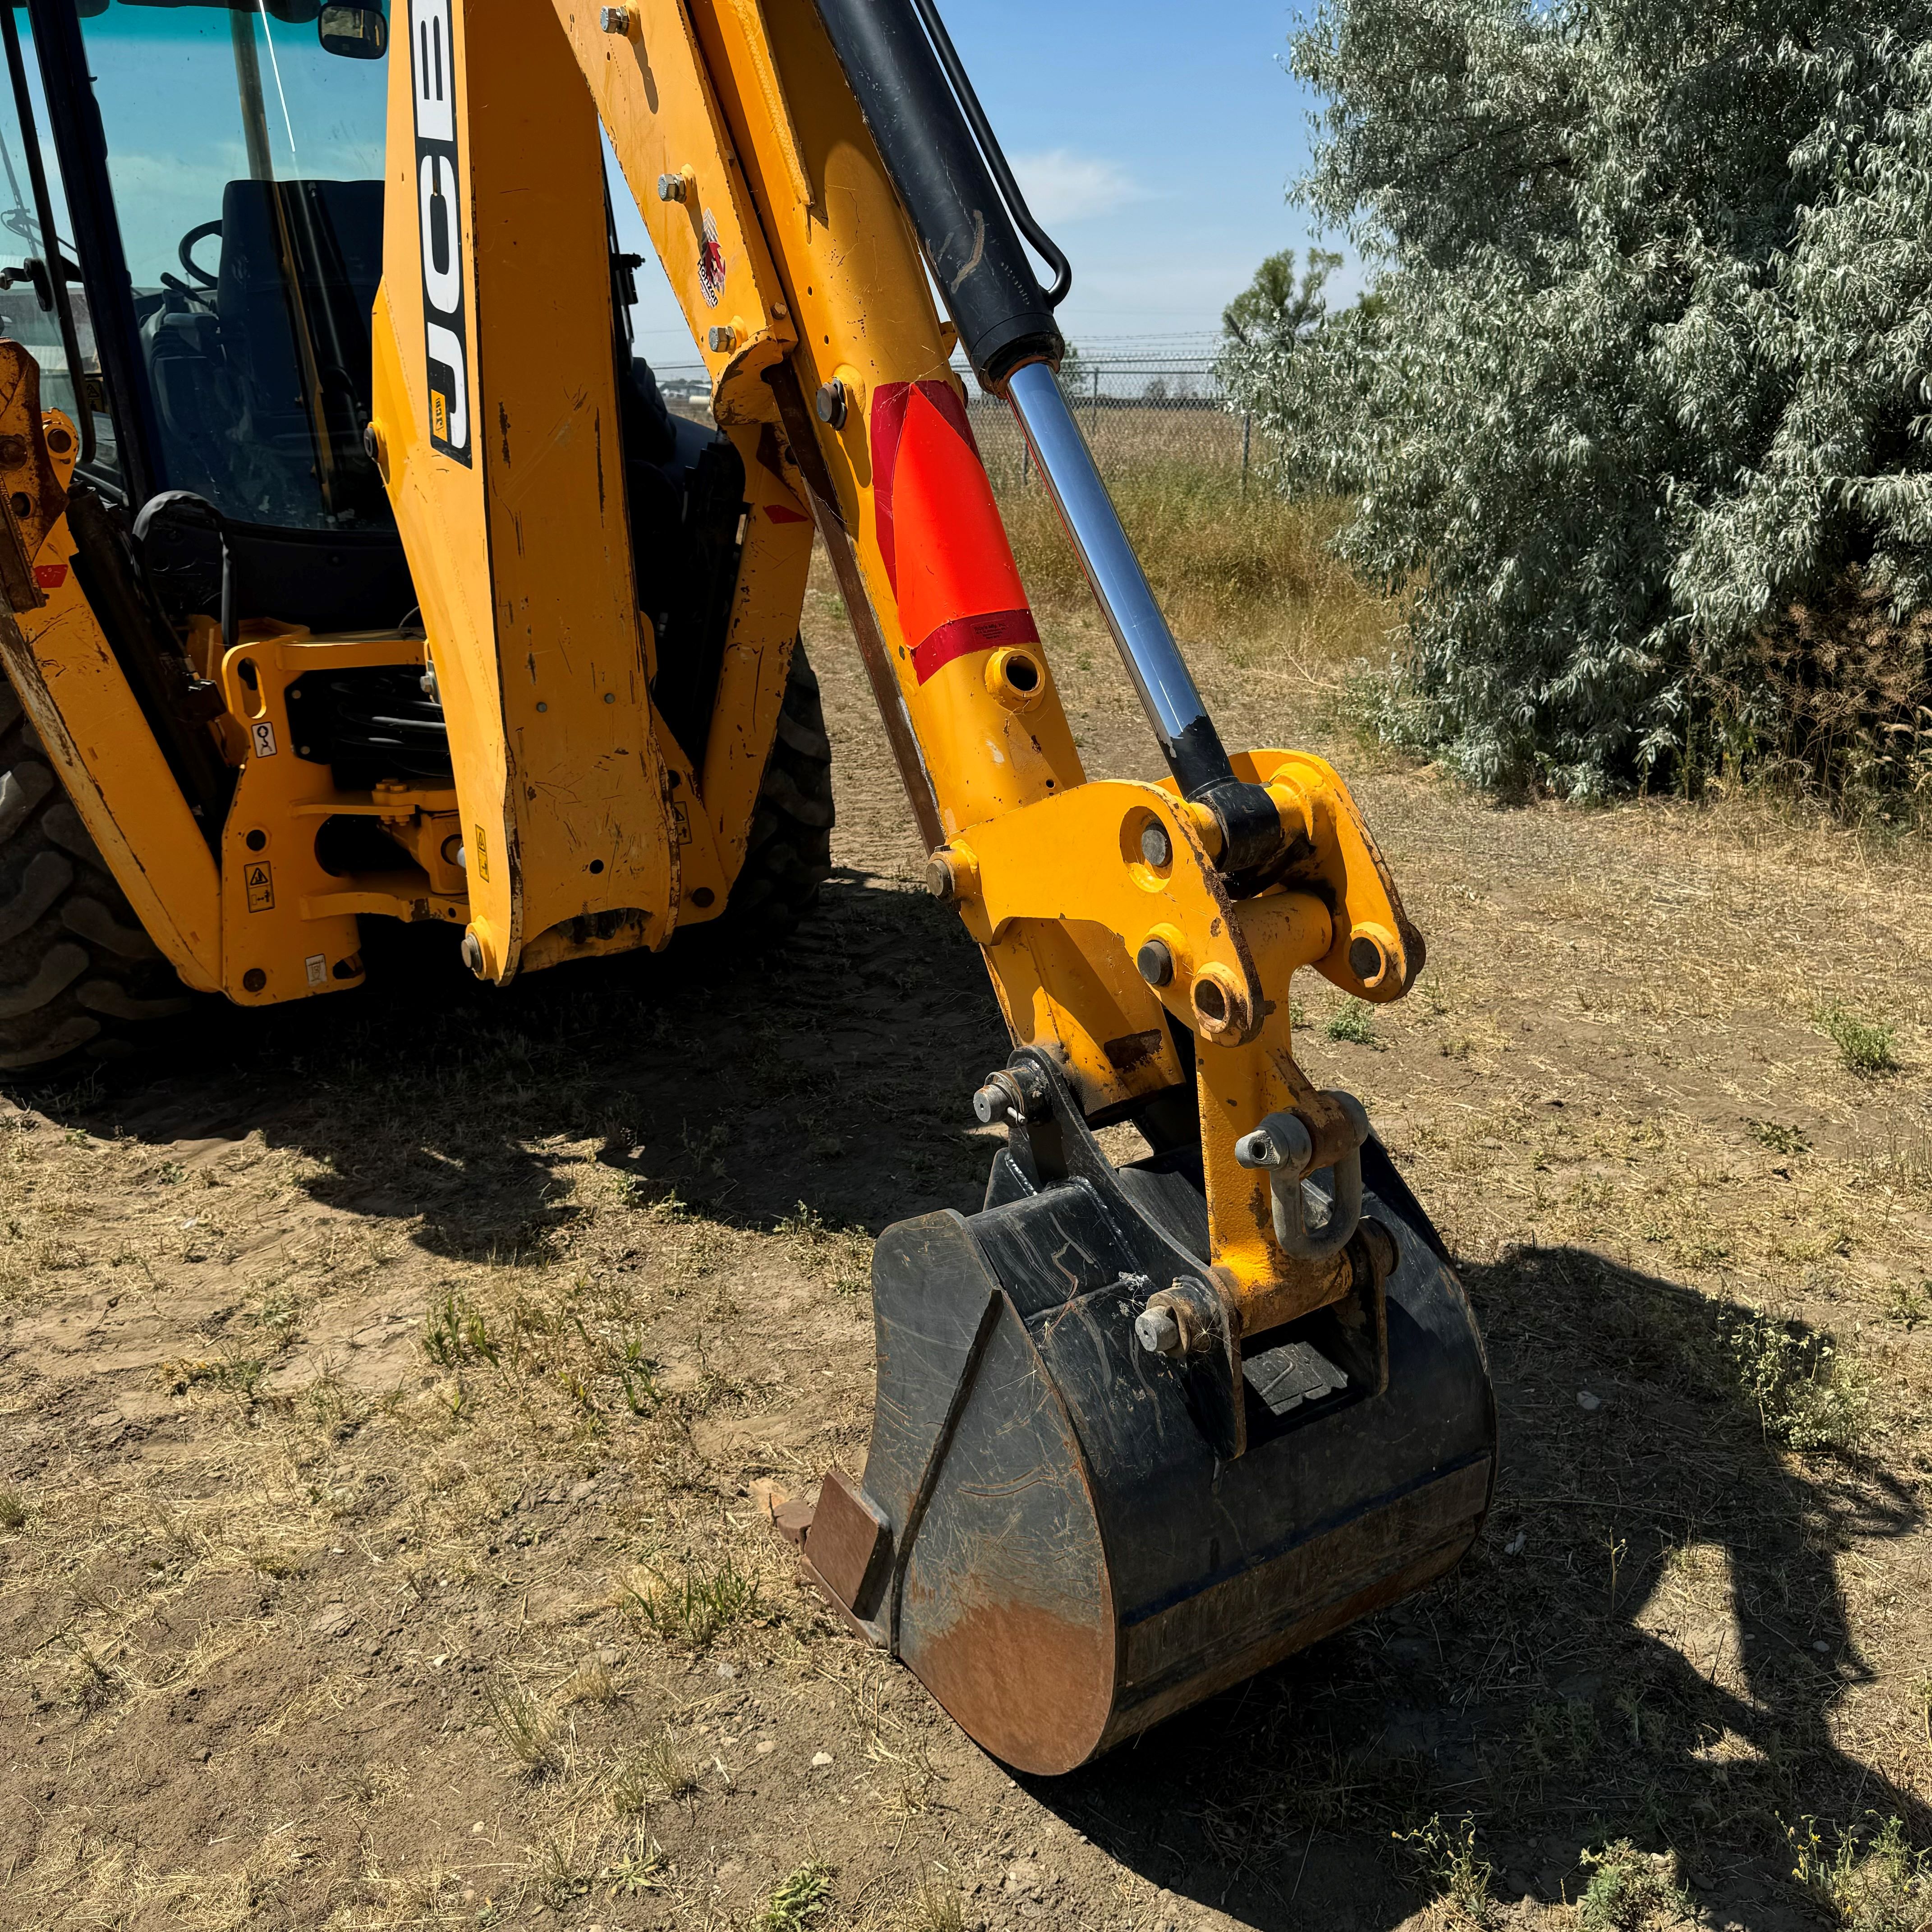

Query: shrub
[[1226, 0, 1932, 804]]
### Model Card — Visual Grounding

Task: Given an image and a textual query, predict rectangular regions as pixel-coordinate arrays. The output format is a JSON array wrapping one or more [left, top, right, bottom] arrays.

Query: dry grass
[[998, 457, 1396, 665]]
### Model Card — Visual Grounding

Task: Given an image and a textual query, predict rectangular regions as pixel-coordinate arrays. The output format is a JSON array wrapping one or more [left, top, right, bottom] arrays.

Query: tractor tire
[[711, 640, 834, 946], [0, 677, 192, 1073]]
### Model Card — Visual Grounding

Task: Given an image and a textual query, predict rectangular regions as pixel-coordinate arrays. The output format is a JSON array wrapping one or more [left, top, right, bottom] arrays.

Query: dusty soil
[[2, 566, 1930, 1932]]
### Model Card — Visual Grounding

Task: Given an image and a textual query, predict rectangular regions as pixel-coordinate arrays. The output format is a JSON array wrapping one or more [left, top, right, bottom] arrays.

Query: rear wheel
[[708, 641, 835, 945], [0, 679, 192, 1072]]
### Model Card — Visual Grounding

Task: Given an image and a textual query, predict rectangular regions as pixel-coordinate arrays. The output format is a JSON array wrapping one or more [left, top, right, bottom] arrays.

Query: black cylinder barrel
[[809, 0, 1061, 385]]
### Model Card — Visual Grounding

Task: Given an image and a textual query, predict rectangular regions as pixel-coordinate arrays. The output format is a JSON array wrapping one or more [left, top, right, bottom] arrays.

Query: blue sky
[[622, 0, 1341, 365]]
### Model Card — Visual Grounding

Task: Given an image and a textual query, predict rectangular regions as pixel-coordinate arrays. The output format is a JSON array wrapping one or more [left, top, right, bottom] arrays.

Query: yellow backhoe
[[0, 0, 1494, 1773]]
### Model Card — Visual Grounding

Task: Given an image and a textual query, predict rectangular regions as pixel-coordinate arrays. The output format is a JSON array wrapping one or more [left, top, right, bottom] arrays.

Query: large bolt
[[657, 172, 688, 203], [1139, 819, 1173, 869], [599, 5, 631, 32], [1136, 937, 1175, 988], [815, 379, 848, 428], [971, 1082, 1011, 1126], [708, 324, 736, 354], [460, 930, 487, 978], [1134, 1307, 1183, 1356]]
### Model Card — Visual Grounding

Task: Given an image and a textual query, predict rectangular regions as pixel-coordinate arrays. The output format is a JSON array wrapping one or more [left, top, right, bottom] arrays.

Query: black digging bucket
[[780, 1051, 1497, 1775]]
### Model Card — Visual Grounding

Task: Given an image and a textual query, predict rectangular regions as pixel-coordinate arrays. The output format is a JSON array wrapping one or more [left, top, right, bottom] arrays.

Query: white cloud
[[1010, 149, 1144, 225]]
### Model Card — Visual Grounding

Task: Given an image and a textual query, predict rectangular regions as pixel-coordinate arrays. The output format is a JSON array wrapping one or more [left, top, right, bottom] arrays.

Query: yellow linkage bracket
[[932, 750, 1422, 1336]]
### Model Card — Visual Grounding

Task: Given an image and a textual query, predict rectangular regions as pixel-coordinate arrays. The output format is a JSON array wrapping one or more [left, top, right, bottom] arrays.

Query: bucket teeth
[[778, 1052, 1496, 1774]]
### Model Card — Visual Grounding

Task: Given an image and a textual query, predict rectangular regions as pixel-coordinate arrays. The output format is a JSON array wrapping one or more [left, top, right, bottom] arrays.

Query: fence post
[[1241, 412, 1251, 498], [1091, 367, 1100, 443]]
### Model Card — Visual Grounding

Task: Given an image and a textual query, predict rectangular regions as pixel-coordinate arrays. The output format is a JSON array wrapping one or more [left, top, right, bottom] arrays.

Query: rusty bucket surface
[[784, 1058, 1496, 1775]]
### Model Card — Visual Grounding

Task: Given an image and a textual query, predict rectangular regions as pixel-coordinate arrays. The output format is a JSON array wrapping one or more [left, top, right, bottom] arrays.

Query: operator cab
[[0, 0, 745, 787]]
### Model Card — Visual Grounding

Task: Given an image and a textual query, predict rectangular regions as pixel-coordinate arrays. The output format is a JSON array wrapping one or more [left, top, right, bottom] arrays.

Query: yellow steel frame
[[0, 0, 1426, 1335]]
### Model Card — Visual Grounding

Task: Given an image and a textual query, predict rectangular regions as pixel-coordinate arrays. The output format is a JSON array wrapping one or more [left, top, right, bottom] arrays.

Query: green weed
[[603, 1829, 670, 1895], [1725, 1311, 1871, 1451], [755, 1861, 834, 1932], [1325, 998, 1381, 1047], [1749, 1120, 1811, 1155], [1886, 1281, 1928, 1328], [422, 1287, 499, 1368], [1814, 1003, 1899, 1076], [1577, 1840, 1690, 1931], [620, 1554, 763, 1650], [1394, 1813, 1494, 1925], [0, 1487, 27, 1532], [1787, 1814, 1932, 1932]]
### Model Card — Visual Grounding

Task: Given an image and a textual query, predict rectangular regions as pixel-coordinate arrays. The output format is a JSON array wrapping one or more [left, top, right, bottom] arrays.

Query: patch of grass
[[1814, 1002, 1900, 1076], [423, 1287, 499, 1368], [620, 1554, 763, 1650], [161, 1355, 264, 1398], [1576, 1840, 1690, 1931], [1001, 461, 1390, 660], [560, 1657, 620, 1706], [755, 1861, 834, 1932], [906, 1869, 964, 1932], [1886, 1281, 1928, 1329], [1725, 1311, 1872, 1451], [1523, 1699, 1598, 1771], [603, 1829, 670, 1896], [481, 1672, 561, 1776], [1394, 1813, 1494, 1926], [1324, 998, 1381, 1047], [1788, 1815, 1932, 1932], [0, 1487, 27, 1531], [608, 1730, 698, 1813], [1749, 1119, 1811, 1155]]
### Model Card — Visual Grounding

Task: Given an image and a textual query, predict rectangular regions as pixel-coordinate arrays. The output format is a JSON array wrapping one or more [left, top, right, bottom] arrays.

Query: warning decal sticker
[[698, 210, 726, 308], [245, 862, 275, 913]]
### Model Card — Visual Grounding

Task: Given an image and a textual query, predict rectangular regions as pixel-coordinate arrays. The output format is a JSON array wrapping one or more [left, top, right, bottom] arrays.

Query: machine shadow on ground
[[41, 865, 1013, 1252], [1024, 1249, 1928, 1932]]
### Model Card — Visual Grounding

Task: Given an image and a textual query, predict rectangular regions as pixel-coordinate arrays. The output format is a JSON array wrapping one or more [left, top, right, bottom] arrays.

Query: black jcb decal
[[410, 0, 471, 465]]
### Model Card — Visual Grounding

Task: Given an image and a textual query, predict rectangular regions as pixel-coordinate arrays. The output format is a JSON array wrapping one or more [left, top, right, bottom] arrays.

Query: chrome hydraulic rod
[[1005, 360, 1270, 837]]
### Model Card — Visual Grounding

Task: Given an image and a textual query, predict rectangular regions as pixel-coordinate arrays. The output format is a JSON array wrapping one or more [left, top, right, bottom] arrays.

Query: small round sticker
[[699, 209, 727, 308]]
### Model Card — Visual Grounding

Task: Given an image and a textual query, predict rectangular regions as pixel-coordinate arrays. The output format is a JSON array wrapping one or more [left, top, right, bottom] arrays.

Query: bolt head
[[1139, 820, 1173, 869], [707, 325, 736, 354], [1134, 1308, 1182, 1356], [599, 5, 630, 32], [460, 931, 486, 977], [656, 172, 686, 203], [814, 379, 848, 428], [1135, 937, 1174, 988], [924, 853, 956, 901]]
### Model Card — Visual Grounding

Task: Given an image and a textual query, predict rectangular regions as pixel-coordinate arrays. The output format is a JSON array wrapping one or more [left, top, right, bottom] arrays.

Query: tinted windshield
[[76, 0, 391, 530]]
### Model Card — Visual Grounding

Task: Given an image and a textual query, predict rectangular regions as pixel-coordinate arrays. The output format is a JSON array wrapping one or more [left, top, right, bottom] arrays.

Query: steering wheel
[[178, 219, 222, 289]]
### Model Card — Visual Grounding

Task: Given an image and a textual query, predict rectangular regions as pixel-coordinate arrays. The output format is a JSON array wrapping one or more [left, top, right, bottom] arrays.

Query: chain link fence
[[649, 348, 1260, 497]]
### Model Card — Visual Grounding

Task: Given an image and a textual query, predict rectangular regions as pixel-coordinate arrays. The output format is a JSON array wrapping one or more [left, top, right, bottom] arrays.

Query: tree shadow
[[12, 866, 1014, 1260], [1019, 1244, 1927, 1931]]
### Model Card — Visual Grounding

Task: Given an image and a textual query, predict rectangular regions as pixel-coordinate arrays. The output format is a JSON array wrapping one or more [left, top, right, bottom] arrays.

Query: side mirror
[[319, 4, 387, 59]]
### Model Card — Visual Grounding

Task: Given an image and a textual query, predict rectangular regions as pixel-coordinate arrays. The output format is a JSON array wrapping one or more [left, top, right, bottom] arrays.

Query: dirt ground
[[2, 563, 1930, 1932]]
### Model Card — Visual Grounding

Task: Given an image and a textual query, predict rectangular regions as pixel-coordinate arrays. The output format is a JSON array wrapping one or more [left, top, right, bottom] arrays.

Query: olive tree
[[1224, 0, 1932, 796]]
